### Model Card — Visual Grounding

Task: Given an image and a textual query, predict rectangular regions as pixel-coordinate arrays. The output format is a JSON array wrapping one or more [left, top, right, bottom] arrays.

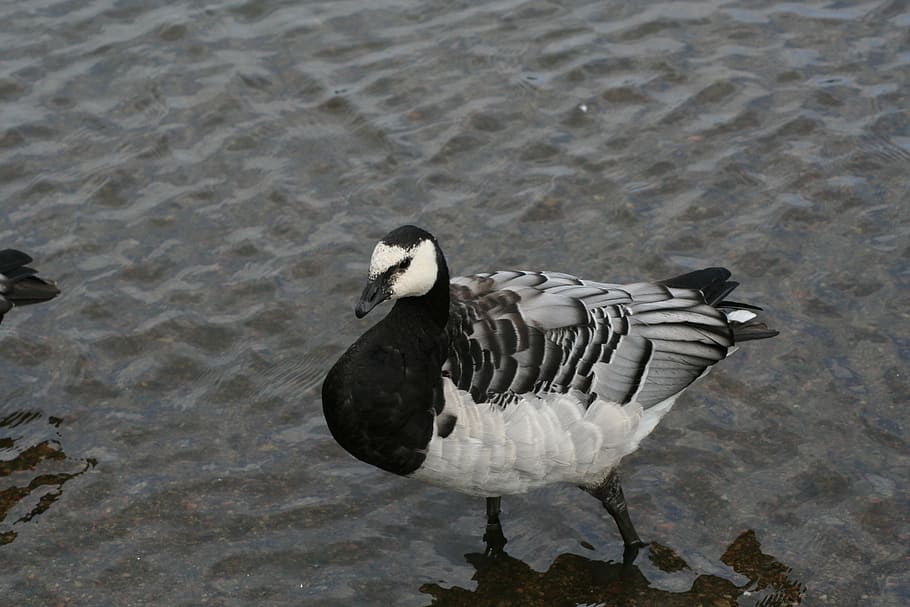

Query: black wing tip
[[718, 299, 764, 312], [659, 267, 730, 287], [659, 267, 738, 306]]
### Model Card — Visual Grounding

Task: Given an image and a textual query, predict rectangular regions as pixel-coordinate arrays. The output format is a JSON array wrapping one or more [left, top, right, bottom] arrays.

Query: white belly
[[409, 378, 677, 495]]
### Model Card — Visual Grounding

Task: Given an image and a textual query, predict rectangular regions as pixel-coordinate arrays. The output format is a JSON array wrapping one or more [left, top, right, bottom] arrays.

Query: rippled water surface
[[1, 0, 908, 605]]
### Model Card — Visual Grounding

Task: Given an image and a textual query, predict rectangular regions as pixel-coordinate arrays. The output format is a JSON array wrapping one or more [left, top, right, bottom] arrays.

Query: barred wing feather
[[445, 271, 734, 409]]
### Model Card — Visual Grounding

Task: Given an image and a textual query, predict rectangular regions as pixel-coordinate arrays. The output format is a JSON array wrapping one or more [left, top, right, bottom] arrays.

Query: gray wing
[[444, 270, 734, 408]]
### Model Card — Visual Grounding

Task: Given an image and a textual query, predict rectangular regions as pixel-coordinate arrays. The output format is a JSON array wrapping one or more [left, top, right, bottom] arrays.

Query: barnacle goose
[[322, 225, 777, 557], [0, 249, 59, 325]]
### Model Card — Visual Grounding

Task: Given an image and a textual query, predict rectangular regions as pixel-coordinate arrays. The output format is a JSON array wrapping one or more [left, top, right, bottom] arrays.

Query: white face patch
[[369, 243, 409, 279], [368, 239, 438, 299]]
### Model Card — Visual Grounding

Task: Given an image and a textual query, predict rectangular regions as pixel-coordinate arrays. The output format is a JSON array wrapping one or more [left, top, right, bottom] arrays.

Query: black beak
[[355, 277, 388, 318]]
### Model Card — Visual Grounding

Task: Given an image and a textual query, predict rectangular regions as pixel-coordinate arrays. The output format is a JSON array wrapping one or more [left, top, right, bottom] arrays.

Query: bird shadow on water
[[0, 409, 95, 545], [420, 530, 804, 607]]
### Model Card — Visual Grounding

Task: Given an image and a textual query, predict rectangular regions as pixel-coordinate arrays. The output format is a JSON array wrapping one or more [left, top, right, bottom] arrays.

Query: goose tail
[[659, 266, 778, 343], [0, 249, 60, 322]]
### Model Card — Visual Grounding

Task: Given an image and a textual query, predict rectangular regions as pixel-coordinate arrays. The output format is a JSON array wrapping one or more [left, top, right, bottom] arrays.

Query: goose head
[[355, 225, 442, 318]]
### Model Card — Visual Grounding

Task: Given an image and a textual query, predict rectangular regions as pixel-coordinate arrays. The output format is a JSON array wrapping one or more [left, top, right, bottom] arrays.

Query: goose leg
[[585, 470, 648, 560], [482, 496, 507, 556]]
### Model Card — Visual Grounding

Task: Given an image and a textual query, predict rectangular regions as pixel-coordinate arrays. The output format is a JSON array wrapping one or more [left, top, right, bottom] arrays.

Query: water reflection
[[420, 530, 803, 607], [0, 410, 94, 545]]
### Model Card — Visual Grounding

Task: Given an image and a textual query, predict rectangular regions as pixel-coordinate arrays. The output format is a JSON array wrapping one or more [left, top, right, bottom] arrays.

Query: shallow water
[[1, 0, 908, 605]]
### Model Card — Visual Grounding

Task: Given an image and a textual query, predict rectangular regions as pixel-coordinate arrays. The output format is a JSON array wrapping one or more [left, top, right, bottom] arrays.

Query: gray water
[[1, 0, 908, 605]]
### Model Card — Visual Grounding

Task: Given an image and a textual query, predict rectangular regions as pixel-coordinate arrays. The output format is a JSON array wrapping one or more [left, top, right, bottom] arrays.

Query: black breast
[[322, 310, 447, 476]]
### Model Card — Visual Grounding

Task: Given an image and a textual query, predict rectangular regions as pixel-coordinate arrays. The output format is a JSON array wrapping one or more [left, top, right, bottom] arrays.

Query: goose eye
[[399, 258, 412, 270]]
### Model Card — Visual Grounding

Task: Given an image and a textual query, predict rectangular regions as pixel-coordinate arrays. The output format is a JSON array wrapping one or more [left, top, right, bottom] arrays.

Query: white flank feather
[[411, 378, 666, 495]]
